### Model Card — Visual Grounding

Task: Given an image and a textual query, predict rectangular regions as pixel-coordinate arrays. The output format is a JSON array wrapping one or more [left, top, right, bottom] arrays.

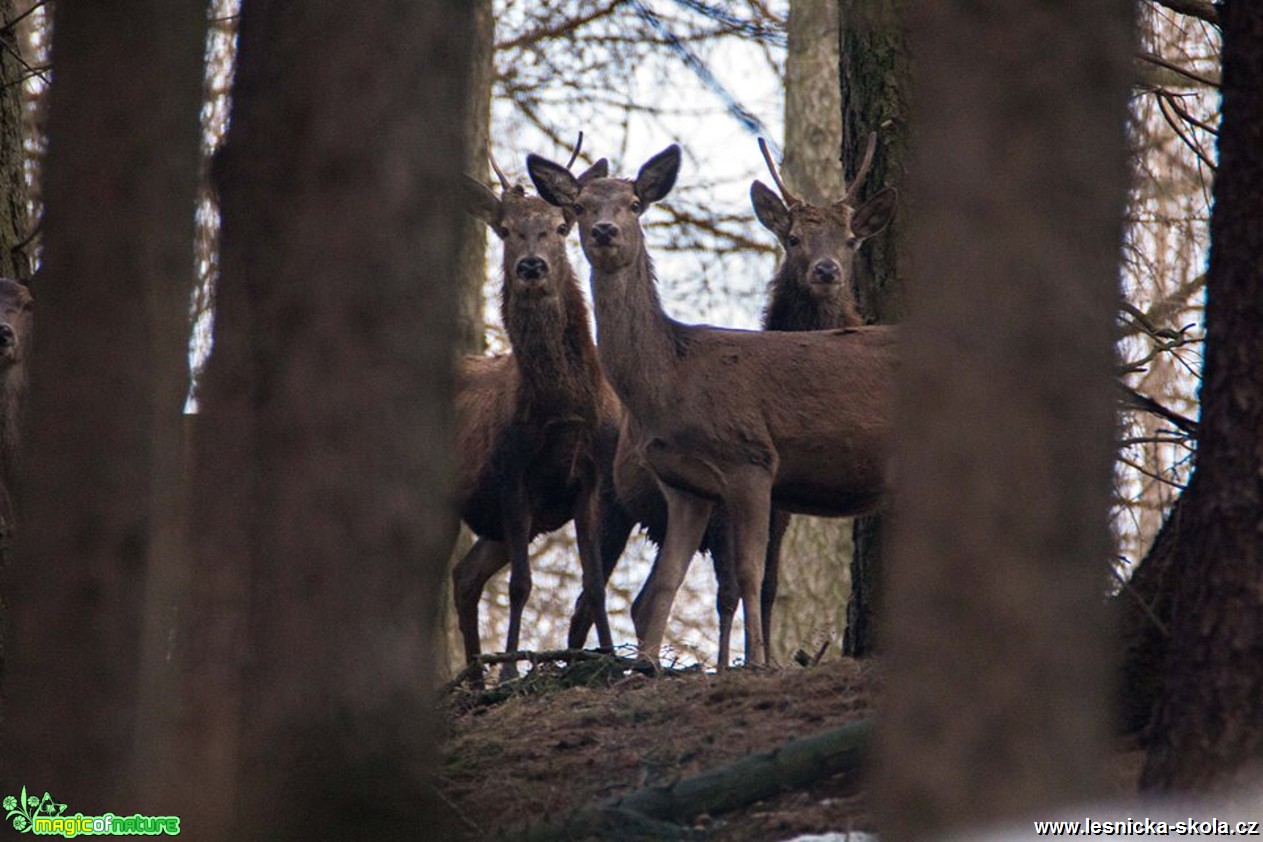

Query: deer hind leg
[[761, 509, 792, 665], [724, 468, 775, 667], [635, 485, 713, 666], [706, 505, 740, 670], [572, 478, 614, 652], [452, 537, 510, 683], [568, 491, 632, 649]]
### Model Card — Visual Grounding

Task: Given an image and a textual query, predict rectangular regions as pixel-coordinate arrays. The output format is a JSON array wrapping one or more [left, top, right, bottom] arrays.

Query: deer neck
[[504, 279, 599, 416], [588, 246, 680, 418]]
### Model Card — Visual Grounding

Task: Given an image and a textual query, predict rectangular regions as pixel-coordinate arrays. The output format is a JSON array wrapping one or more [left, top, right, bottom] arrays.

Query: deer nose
[[590, 222, 619, 245], [0, 324, 14, 347], [812, 260, 841, 284], [516, 256, 548, 280]]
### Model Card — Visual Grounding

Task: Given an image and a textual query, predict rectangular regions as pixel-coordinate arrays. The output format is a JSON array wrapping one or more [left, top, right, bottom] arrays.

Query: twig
[[1136, 50, 1220, 89], [1146, 0, 1219, 27], [1156, 92, 1217, 172], [1117, 383, 1199, 436], [1, 0, 48, 35]]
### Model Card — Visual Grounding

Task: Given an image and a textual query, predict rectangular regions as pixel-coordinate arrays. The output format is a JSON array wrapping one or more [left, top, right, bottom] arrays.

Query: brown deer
[[0, 277, 32, 546], [530, 144, 897, 666], [451, 146, 620, 680], [567, 138, 896, 667]]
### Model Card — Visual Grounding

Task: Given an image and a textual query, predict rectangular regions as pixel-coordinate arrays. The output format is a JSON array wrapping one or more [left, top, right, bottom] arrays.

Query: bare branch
[[1146, 0, 1219, 27], [1137, 50, 1220, 89]]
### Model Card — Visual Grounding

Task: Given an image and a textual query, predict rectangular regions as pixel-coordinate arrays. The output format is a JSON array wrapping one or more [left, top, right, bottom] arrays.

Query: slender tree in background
[[876, 1, 1133, 838], [162, 1, 474, 836], [1141, 1, 1263, 793], [1, 0, 206, 809], [837, 0, 911, 657]]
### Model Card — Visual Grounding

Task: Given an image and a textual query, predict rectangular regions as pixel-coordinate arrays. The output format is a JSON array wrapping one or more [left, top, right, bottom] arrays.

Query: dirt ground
[[437, 656, 1145, 841]]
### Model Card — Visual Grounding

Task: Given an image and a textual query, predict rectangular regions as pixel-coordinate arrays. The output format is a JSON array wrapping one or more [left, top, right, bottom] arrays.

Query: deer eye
[[556, 224, 569, 236], [787, 235, 801, 247], [572, 203, 584, 216], [630, 200, 642, 213], [496, 226, 509, 239], [846, 237, 858, 249]]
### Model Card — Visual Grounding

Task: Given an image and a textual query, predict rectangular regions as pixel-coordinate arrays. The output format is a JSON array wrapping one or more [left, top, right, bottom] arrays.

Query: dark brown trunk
[[1141, 1, 1263, 793], [876, 0, 1133, 837], [838, 0, 912, 657], [1, 0, 205, 808]]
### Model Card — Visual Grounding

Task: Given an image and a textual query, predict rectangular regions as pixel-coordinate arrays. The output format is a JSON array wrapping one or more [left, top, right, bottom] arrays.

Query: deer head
[[750, 136, 897, 304], [528, 145, 681, 274], [0, 278, 32, 369]]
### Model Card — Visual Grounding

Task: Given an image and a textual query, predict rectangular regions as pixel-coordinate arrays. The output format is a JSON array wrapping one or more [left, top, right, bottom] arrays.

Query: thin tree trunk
[[876, 1, 1133, 838], [164, 1, 474, 836], [1, 0, 205, 808], [1141, 1, 1263, 793]]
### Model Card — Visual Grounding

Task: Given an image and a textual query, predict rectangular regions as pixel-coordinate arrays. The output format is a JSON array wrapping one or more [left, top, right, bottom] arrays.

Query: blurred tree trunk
[[876, 1, 1132, 838], [440, 0, 493, 679], [771, 0, 853, 664], [1, 0, 205, 809], [837, 0, 911, 657], [0, 0, 31, 689], [162, 1, 474, 836], [1141, 1, 1263, 793]]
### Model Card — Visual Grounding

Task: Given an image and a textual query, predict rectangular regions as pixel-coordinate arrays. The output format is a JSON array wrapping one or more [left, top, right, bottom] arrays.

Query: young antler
[[758, 137, 800, 207], [841, 131, 877, 204]]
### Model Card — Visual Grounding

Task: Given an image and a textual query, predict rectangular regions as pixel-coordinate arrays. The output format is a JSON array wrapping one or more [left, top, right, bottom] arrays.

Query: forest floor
[[437, 654, 1146, 841]]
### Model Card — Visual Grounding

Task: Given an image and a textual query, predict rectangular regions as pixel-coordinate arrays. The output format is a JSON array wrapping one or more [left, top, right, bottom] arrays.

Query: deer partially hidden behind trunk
[[530, 145, 897, 667], [567, 139, 896, 667], [451, 149, 620, 681], [0, 278, 32, 550]]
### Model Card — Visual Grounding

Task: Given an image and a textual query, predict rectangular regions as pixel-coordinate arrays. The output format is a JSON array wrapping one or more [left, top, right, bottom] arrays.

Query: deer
[[0, 277, 32, 550], [565, 138, 896, 667], [451, 142, 621, 681], [529, 143, 898, 667]]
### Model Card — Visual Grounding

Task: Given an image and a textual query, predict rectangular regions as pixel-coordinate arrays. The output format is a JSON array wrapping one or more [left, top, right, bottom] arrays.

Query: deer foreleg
[[501, 499, 533, 680], [725, 469, 774, 667], [635, 485, 712, 666], [761, 509, 792, 665]]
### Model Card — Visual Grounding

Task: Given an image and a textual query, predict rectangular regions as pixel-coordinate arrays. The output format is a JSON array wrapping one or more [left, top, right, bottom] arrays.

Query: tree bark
[[1, 0, 205, 809], [876, 1, 1134, 838], [837, 0, 912, 657], [163, 1, 474, 836], [1141, 1, 1263, 794]]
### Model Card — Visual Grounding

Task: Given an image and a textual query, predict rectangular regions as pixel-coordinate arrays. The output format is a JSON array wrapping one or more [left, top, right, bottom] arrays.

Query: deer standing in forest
[[530, 144, 898, 667], [566, 138, 896, 666], [451, 145, 621, 681]]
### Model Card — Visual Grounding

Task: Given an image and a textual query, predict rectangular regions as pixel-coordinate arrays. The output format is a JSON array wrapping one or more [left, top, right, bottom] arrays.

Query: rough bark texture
[[876, 2, 1134, 839], [838, 0, 912, 658], [162, 2, 474, 837], [0, 0, 205, 810], [1140, 1, 1263, 794], [0, 0, 28, 282]]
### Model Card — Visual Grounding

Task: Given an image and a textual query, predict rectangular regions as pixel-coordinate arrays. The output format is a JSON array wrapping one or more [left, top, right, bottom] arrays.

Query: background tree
[[158, 1, 475, 836], [837, 0, 911, 657], [1140, 0, 1263, 793], [1, 0, 206, 809], [876, 1, 1134, 838]]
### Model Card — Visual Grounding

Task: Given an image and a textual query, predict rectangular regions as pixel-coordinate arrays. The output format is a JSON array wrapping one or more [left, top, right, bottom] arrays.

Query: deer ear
[[750, 180, 790, 240], [634, 144, 681, 205], [527, 154, 580, 208], [576, 158, 609, 185], [462, 175, 503, 231], [849, 187, 898, 240]]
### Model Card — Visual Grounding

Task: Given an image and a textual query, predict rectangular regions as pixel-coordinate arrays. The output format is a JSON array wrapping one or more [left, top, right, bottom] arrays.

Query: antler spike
[[758, 137, 800, 207], [487, 145, 511, 192], [842, 132, 878, 203], [564, 131, 584, 170]]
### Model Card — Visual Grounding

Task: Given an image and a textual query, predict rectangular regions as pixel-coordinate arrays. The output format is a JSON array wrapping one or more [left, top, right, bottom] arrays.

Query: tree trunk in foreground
[[876, 1, 1133, 838], [163, 1, 474, 836]]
